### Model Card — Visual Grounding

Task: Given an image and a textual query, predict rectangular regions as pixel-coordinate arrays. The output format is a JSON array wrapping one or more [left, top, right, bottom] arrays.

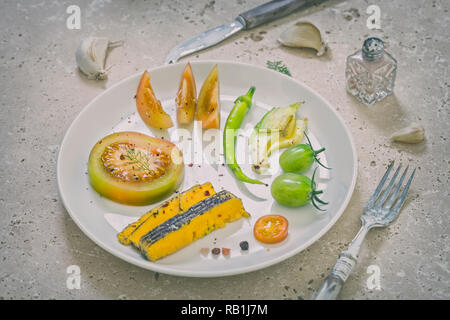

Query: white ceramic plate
[[57, 61, 357, 277]]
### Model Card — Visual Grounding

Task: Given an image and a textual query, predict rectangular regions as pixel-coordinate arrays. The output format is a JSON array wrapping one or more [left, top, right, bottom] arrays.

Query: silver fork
[[314, 161, 415, 300]]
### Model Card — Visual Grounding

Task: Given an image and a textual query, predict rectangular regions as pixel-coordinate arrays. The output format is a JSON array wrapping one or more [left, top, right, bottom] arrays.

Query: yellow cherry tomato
[[253, 215, 289, 244]]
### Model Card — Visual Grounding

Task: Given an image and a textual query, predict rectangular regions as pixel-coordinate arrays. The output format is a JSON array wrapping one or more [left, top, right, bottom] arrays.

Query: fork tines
[[365, 161, 416, 213]]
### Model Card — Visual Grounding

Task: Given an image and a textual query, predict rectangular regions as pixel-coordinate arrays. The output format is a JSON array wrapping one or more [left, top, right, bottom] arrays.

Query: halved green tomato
[[136, 71, 173, 129], [196, 64, 220, 129], [88, 131, 184, 205], [176, 62, 197, 124]]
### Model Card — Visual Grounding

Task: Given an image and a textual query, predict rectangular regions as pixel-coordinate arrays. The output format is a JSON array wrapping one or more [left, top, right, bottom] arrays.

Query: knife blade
[[165, 19, 245, 64], [165, 0, 311, 64]]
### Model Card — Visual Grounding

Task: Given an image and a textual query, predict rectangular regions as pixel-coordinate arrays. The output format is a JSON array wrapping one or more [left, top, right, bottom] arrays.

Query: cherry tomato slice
[[253, 215, 289, 244]]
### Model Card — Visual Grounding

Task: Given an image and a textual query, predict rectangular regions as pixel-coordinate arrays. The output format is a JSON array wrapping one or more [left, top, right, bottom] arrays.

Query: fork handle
[[314, 225, 370, 300], [313, 252, 357, 299]]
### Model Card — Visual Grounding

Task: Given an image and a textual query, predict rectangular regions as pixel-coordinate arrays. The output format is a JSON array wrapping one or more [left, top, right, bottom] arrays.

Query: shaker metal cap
[[362, 37, 384, 61]]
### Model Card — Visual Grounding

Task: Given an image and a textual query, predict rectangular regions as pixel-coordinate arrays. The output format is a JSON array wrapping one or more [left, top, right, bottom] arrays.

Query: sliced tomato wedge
[[253, 215, 289, 244], [176, 63, 197, 124], [88, 131, 184, 205], [136, 71, 173, 129], [196, 64, 220, 129]]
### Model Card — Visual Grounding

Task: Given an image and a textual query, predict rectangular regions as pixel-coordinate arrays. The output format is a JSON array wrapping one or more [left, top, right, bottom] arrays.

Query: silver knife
[[165, 0, 311, 64]]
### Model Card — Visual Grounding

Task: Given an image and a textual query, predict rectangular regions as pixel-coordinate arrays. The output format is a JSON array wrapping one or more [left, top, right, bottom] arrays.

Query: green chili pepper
[[224, 86, 265, 185]]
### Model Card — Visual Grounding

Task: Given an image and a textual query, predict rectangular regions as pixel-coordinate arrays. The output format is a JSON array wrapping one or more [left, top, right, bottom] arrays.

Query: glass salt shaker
[[345, 37, 397, 106]]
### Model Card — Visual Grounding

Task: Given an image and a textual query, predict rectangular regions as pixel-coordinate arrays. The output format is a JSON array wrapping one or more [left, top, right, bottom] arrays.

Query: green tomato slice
[[88, 131, 184, 205]]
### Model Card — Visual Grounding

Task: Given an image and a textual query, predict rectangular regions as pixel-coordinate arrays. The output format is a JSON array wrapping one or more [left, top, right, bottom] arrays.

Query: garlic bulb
[[278, 22, 327, 56], [391, 123, 425, 143], [75, 37, 123, 80]]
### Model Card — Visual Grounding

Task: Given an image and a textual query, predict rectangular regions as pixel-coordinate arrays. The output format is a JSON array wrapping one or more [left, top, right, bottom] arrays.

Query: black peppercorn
[[239, 241, 249, 251]]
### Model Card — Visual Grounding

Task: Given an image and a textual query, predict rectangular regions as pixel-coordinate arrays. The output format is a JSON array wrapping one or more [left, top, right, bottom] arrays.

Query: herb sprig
[[124, 147, 151, 172], [266, 60, 292, 77]]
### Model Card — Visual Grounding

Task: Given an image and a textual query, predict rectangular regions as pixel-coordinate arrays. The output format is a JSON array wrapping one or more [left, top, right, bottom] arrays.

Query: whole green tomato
[[271, 169, 327, 210], [271, 173, 312, 207], [279, 132, 330, 173], [279, 144, 316, 173]]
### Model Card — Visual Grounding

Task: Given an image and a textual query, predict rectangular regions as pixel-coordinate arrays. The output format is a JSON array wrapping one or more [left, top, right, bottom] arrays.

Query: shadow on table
[[60, 204, 272, 299], [351, 93, 428, 156]]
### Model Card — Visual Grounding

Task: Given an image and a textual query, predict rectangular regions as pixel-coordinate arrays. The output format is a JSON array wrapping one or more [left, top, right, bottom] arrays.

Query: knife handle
[[238, 0, 310, 30]]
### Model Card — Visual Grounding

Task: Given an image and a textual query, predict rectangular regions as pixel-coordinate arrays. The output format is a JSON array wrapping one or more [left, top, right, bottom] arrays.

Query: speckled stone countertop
[[0, 0, 448, 300]]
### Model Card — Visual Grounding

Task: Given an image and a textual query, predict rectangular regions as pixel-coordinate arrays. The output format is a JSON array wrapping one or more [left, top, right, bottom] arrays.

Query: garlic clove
[[391, 123, 425, 143], [278, 22, 327, 56], [90, 37, 109, 70], [76, 37, 123, 80]]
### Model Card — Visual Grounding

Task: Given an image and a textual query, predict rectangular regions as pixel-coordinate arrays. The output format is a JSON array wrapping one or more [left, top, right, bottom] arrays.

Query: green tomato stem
[[314, 147, 326, 155], [310, 167, 328, 210], [311, 197, 324, 211], [304, 133, 330, 170], [313, 194, 329, 205]]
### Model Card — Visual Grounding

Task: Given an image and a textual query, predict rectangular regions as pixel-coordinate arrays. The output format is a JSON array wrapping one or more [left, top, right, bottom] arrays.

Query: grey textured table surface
[[0, 0, 448, 300]]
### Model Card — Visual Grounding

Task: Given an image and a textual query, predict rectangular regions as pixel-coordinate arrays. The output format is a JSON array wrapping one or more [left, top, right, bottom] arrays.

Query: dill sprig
[[266, 60, 292, 76], [124, 147, 151, 172]]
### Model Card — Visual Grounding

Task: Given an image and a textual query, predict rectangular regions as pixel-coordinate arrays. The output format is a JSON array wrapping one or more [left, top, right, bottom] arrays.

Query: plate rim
[[57, 59, 358, 277]]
